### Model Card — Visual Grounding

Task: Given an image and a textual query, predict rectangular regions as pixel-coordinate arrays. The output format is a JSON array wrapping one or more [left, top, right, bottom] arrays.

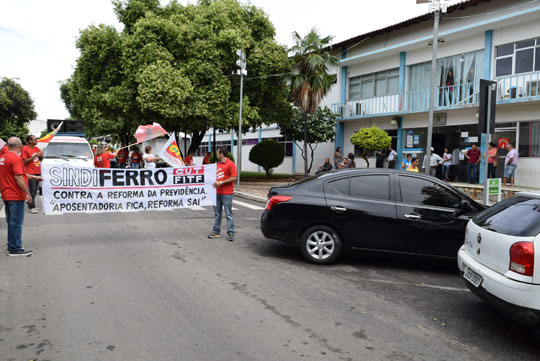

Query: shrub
[[249, 139, 285, 176]]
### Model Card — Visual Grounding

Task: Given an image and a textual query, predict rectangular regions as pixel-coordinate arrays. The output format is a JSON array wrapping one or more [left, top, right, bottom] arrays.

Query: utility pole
[[418, 0, 447, 175], [236, 49, 247, 190]]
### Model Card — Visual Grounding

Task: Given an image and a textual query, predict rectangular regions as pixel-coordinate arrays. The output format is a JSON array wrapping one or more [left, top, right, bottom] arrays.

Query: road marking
[[356, 277, 469, 292], [233, 200, 264, 210], [190, 206, 206, 211]]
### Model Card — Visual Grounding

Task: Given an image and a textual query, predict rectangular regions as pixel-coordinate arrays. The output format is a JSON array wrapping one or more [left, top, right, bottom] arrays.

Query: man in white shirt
[[387, 146, 398, 169], [143, 146, 159, 169], [422, 147, 443, 177]]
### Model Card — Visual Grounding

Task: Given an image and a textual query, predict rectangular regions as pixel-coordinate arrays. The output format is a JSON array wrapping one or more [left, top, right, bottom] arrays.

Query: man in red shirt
[[208, 147, 237, 241], [21, 135, 43, 214], [0, 137, 33, 256], [117, 148, 129, 168], [202, 152, 211, 165], [130, 147, 142, 169], [184, 152, 194, 166], [465, 143, 481, 184]]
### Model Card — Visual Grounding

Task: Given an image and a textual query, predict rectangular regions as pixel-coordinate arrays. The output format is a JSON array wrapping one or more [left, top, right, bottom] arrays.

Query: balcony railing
[[332, 71, 540, 119]]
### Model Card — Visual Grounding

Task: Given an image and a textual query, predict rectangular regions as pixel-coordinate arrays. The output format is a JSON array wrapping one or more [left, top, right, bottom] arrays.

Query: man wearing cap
[[422, 147, 442, 177], [0, 137, 34, 256]]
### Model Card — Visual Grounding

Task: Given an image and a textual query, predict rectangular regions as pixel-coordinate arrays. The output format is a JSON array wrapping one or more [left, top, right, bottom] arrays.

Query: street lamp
[[418, 0, 448, 175], [235, 49, 247, 190]]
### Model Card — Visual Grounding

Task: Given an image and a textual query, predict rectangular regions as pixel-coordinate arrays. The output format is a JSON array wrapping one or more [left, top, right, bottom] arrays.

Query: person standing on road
[[465, 144, 481, 183], [375, 148, 387, 168], [503, 143, 518, 187], [387, 146, 397, 169], [441, 147, 452, 181], [116, 148, 129, 168], [208, 147, 237, 242], [94, 145, 117, 168], [487, 142, 498, 179], [401, 153, 412, 170], [333, 147, 343, 170], [21, 135, 43, 214], [143, 146, 159, 169], [422, 147, 442, 177], [406, 157, 420, 172], [130, 147, 142, 169], [0, 137, 34, 256]]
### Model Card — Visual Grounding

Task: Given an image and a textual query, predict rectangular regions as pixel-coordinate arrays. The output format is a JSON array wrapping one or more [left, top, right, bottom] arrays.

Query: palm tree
[[286, 29, 339, 175]]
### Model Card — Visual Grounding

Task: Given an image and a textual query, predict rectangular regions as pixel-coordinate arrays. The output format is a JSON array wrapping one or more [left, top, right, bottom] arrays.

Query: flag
[[38, 121, 63, 144], [0, 138, 5, 151], [159, 133, 185, 167], [134, 122, 167, 144]]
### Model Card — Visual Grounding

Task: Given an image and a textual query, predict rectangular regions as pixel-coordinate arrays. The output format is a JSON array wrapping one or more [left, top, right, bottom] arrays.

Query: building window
[[349, 68, 399, 100], [195, 140, 235, 156], [268, 137, 293, 157], [519, 121, 540, 157], [496, 38, 540, 77]]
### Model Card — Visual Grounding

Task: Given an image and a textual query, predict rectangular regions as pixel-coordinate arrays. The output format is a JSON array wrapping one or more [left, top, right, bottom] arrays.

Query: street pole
[[236, 50, 246, 190], [483, 86, 493, 205], [425, 0, 440, 176]]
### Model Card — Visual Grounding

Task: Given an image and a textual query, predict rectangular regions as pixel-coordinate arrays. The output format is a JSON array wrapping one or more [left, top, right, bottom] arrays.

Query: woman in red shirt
[[94, 145, 117, 168]]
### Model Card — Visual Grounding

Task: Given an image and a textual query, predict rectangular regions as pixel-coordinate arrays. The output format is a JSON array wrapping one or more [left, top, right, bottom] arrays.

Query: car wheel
[[300, 225, 342, 265]]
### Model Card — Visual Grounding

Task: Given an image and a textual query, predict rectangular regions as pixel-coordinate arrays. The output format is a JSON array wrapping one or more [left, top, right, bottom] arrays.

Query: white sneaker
[[30, 208, 38, 214]]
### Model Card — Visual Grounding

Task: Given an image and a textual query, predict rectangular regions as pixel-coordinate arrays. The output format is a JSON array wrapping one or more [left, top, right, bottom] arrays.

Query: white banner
[[0, 138, 5, 150], [41, 163, 217, 215]]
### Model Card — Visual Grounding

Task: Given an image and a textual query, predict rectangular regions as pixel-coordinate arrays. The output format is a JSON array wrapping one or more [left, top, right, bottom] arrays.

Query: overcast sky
[[0, 0, 464, 121]]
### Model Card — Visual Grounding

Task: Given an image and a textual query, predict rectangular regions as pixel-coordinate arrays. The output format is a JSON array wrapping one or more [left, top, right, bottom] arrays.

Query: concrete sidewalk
[[234, 181, 289, 203]]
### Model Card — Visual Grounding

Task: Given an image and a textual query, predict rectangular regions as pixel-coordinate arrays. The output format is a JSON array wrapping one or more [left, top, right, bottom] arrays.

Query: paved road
[[0, 196, 538, 360]]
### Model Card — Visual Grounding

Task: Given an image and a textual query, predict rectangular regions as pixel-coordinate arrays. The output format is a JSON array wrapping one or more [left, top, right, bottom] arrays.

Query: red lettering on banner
[[173, 166, 204, 176]]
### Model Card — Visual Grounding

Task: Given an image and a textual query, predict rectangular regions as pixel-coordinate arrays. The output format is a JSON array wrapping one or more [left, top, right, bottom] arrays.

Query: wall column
[[335, 47, 347, 153], [480, 30, 493, 185], [396, 52, 407, 169]]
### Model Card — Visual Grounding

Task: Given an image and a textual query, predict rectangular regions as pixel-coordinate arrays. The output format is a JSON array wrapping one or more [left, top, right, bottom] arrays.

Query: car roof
[[50, 136, 90, 143], [515, 191, 540, 199]]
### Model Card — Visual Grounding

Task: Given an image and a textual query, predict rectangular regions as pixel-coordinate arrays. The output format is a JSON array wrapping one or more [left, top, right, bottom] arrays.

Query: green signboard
[[488, 178, 501, 195]]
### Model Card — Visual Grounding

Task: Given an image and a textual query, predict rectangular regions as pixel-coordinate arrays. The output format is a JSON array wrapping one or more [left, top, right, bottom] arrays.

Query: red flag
[[134, 123, 167, 143]]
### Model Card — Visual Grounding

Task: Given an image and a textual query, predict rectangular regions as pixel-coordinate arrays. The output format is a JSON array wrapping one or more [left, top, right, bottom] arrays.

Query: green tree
[[62, 0, 292, 151], [285, 29, 339, 176], [0, 77, 36, 141], [249, 139, 285, 176], [349, 126, 392, 168], [279, 107, 336, 173]]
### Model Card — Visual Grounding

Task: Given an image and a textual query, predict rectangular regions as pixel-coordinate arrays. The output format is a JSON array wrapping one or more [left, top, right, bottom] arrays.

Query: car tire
[[300, 225, 342, 265]]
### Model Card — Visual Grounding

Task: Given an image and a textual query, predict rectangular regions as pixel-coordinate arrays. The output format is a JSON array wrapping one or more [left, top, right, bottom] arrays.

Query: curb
[[234, 191, 267, 203]]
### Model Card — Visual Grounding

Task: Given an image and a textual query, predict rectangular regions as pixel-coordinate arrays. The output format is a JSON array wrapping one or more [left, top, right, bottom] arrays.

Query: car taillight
[[509, 241, 534, 277], [265, 195, 292, 211]]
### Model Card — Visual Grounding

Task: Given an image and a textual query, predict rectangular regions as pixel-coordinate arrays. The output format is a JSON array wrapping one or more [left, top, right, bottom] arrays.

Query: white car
[[458, 191, 540, 335], [41, 136, 94, 168]]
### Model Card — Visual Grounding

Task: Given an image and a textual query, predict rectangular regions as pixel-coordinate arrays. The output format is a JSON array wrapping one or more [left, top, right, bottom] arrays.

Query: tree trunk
[[188, 129, 206, 155], [303, 113, 308, 176]]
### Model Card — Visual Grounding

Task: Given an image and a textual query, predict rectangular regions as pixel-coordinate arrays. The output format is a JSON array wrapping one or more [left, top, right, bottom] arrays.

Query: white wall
[[515, 158, 540, 187]]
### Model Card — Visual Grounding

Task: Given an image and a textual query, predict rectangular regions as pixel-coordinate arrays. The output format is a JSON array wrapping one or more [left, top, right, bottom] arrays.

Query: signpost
[[478, 79, 497, 205], [487, 178, 502, 204]]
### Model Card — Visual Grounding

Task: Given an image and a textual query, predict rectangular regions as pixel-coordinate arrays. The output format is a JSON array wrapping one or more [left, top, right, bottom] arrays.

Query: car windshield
[[43, 142, 93, 159], [473, 196, 540, 237]]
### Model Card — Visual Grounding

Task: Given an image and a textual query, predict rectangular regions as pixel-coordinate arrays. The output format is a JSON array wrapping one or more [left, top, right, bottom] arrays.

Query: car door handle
[[404, 213, 422, 220], [330, 206, 347, 212]]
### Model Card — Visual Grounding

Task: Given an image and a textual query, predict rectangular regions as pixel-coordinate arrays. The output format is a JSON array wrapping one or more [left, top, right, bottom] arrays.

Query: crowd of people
[[316, 143, 519, 186]]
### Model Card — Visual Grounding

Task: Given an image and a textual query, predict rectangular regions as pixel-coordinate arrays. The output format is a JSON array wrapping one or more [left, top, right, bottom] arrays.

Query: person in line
[[184, 151, 194, 166], [487, 142, 498, 179], [21, 135, 43, 214], [333, 147, 343, 170], [465, 144, 481, 183], [387, 146, 397, 169], [143, 146, 159, 169], [0, 137, 34, 256], [401, 153, 412, 170], [422, 147, 442, 177], [503, 143, 518, 187], [208, 147, 237, 242], [406, 157, 420, 172], [116, 147, 129, 169], [94, 145, 117, 168], [441, 147, 452, 181], [450, 146, 461, 181], [342, 153, 356, 168], [130, 147, 142, 169], [316, 157, 333, 174], [375, 148, 387, 168], [202, 152, 211, 165]]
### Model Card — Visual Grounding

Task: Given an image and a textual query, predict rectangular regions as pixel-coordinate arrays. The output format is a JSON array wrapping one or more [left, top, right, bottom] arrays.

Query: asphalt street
[[0, 196, 539, 361]]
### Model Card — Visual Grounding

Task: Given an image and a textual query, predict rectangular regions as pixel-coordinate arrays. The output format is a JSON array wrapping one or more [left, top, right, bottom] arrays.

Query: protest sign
[[41, 163, 217, 215], [159, 134, 185, 167]]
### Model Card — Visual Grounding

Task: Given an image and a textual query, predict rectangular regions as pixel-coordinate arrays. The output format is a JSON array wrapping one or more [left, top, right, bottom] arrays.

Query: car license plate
[[464, 267, 483, 288]]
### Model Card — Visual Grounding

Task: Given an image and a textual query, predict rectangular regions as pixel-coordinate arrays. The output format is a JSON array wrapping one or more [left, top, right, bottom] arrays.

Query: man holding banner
[[208, 147, 237, 242]]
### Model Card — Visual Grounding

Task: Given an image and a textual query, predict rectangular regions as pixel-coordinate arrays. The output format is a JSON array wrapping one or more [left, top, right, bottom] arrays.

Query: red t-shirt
[[467, 148, 481, 164], [185, 155, 193, 166], [0, 146, 7, 156], [117, 149, 128, 164], [21, 145, 42, 174], [0, 151, 28, 201], [202, 155, 210, 165], [94, 153, 116, 168], [130, 152, 141, 164], [216, 158, 237, 195]]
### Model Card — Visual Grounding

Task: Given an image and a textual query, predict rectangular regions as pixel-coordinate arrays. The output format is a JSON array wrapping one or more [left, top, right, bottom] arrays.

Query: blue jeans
[[213, 194, 234, 235], [4, 200, 25, 251], [130, 163, 140, 169], [467, 163, 478, 183], [442, 164, 450, 180]]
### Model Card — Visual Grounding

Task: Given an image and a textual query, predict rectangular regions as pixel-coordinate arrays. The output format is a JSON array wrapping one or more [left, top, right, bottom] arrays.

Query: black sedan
[[260, 169, 486, 264]]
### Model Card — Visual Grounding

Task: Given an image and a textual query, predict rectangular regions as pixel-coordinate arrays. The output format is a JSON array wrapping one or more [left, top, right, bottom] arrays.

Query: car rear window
[[473, 197, 540, 236]]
